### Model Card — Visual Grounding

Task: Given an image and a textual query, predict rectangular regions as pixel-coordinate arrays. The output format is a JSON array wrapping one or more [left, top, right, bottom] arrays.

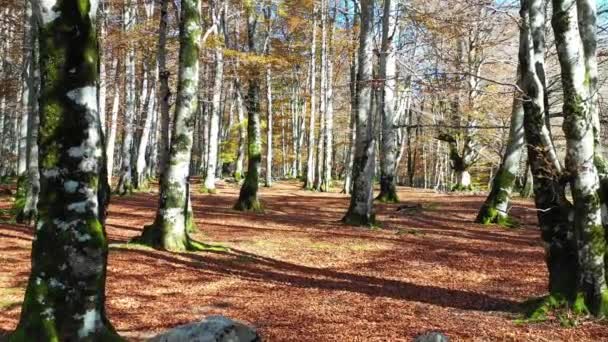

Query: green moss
[[233, 197, 264, 213], [187, 239, 229, 252], [376, 190, 399, 204], [587, 224, 606, 257], [87, 218, 105, 245], [13, 175, 28, 222], [200, 186, 218, 195], [451, 183, 473, 192], [572, 292, 590, 316], [342, 212, 377, 227], [186, 210, 197, 234]]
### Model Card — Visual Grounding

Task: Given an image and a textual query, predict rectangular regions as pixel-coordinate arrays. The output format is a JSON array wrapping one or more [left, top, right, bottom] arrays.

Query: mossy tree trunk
[[134, 0, 202, 251], [343, 0, 375, 226], [234, 6, 263, 212], [552, 0, 608, 316], [476, 87, 524, 226], [578, 0, 608, 313], [520, 0, 578, 302], [10, 1, 121, 340], [377, 0, 400, 203], [158, 0, 171, 177]]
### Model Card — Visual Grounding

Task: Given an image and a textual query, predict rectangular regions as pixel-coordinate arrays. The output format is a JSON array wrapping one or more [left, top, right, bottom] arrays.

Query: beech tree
[[10, 0, 121, 339], [115, 0, 137, 195], [343, 0, 375, 226], [476, 85, 524, 226], [135, 0, 205, 251], [234, 3, 264, 212], [552, 0, 607, 315], [377, 0, 400, 203]]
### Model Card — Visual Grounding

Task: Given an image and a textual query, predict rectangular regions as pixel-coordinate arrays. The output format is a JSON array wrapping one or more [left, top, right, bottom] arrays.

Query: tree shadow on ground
[[113, 246, 521, 314]]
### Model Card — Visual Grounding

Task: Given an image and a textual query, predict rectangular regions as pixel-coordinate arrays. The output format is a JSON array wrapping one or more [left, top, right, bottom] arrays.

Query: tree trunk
[[321, 7, 334, 192], [377, 0, 400, 203], [116, 2, 136, 195], [305, 7, 317, 190], [343, 0, 375, 226], [135, 0, 203, 251], [204, 2, 225, 193], [135, 61, 158, 189], [552, 0, 608, 315], [520, 0, 578, 303], [314, 0, 327, 192], [234, 79, 246, 181], [476, 87, 525, 226], [11, 1, 121, 339], [265, 67, 273, 187], [105, 58, 120, 186], [158, 0, 171, 176], [15, 0, 38, 224], [234, 8, 263, 212], [343, 11, 358, 195]]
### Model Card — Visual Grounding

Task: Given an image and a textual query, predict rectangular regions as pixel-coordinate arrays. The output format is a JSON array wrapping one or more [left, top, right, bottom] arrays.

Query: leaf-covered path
[[1, 181, 607, 341]]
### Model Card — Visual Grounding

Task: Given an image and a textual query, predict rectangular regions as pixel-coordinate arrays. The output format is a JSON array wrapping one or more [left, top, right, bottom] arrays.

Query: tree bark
[[343, 0, 375, 226], [234, 79, 246, 181], [521, 0, 578, 302], [15, 0, 39, 224], [265, 67, 273, 187], [321, 5, 334, 192], [204, 0, 225, 193], [476, 84, 525, 226], [11, 1, 121, 339], [234, 7, 263, 212], [377, 0, 400, 203], [135, 61, 158, 189], [304, 7, 317, 190], [135, 0, 203, 251], [105, 58, 120, 186], [116, 1, 136, 195], [552, 0, 608, 315], [158, 0, 171, 177]]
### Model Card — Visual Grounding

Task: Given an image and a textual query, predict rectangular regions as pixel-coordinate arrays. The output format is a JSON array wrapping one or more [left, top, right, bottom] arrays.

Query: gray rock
[[149, 315, 260, 342], [414, 331, 449, 342]]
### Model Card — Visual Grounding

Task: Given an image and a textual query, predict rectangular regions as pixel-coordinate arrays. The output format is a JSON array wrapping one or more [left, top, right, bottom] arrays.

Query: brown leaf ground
[[1, 180, 607, 341]]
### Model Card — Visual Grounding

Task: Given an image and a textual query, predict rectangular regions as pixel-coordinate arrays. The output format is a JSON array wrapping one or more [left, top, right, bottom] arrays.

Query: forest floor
[[1, 180, 607, 341]]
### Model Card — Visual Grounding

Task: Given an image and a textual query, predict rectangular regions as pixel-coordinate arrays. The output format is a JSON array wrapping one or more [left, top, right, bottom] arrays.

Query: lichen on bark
[[10, 1, 122, 340], [133, 0, 208, 252]]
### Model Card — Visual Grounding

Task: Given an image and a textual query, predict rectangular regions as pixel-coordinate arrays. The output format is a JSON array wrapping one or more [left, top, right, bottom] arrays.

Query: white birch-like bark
[[106, 58, 120, 185], [305, 7, 318, 189], [116, 1, 136, 194], [377, 0, 400, 202], [553, 0, 607, 314], [343, 0, 375, 225], [204, 0, 225, 192], [135, 62, 158, 188], [265, 67, 273, 187], [234, 79, 246, 180]]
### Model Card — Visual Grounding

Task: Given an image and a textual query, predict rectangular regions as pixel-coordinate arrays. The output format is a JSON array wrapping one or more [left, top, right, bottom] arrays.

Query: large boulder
[[149, 315, 260, 342]]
